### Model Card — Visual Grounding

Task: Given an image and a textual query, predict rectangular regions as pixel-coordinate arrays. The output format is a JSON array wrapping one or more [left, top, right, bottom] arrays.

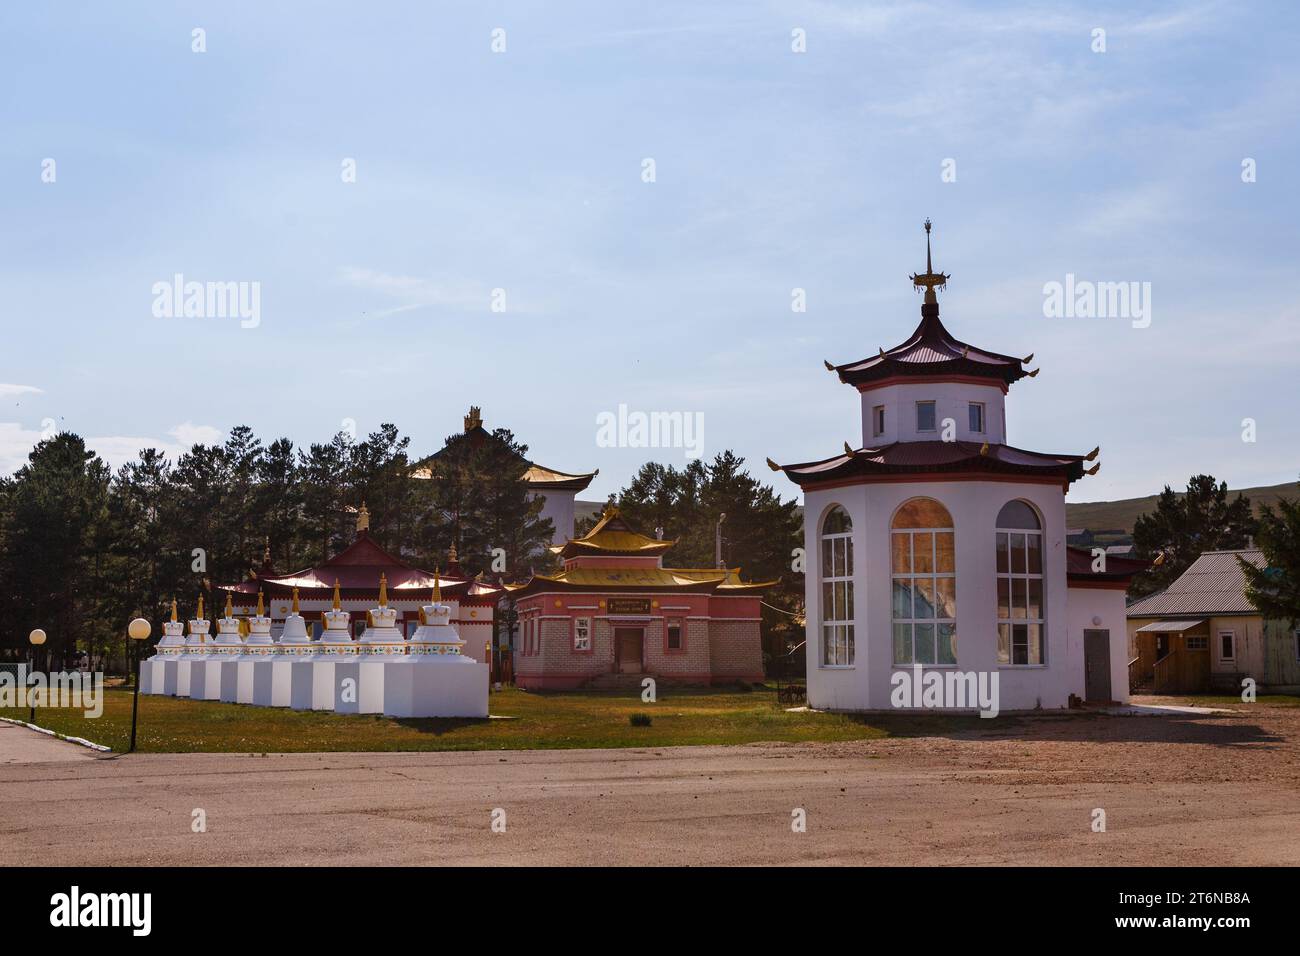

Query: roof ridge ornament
[[909, 219, 950, 305], [356, 501, 370, 533]]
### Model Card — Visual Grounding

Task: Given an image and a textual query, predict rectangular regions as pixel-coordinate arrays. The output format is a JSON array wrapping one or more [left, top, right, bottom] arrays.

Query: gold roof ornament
[[379, 572, 388, 607], [448, 541, 458, 565], [464, 405, 483, 432], [433, 566, 442, 604], [909, 219, 950, 304], [979, 441, 990, 456], [1022, 352, 1034, 364], [1085, 462, 1101, 476], [356, 501, 370, 532], [765, 457, 781, 471], [823, 359, 835, 371], [291, 586, 300, 614], [332, 578, 341, 611], [843, 441, 854, 456], [1085, 445, 1100, 461], [257, 591, 265, 617], [170, 597, 178, 623], [1026, 368, 1040, 378]]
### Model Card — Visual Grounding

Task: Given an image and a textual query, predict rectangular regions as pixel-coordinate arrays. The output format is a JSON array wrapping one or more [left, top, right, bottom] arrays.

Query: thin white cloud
[[168, 421, 224, 447], [0, 383, 43, 397]]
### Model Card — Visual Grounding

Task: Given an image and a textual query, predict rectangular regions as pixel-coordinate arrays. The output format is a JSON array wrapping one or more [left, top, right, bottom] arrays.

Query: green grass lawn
[[0, 685, 904, 754]]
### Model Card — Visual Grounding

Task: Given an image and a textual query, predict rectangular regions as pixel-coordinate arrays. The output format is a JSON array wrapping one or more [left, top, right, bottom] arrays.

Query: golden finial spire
[[379, 572, 388, 607], [171, 597, 178, 623], [332, 578, 341, 610], [433, 566, 441, 604], [224, 592, 233, 619], [909, 219, 950, 305], [356, 501, 370, 532], [448, 541, 458, 564], [256, 590, 265, 617], [291, 586, 300, 614], [197, 594, 205, 620]]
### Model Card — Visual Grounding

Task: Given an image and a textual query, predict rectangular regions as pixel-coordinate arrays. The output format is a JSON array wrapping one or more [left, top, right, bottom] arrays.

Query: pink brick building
[[509, 507, 772, 690]]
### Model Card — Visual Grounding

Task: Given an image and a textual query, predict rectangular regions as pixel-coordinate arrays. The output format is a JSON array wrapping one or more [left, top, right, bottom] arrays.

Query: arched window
[[891, 498, 956, 665], [996, 500, 1044, 665], [821, 506, 854, 666]]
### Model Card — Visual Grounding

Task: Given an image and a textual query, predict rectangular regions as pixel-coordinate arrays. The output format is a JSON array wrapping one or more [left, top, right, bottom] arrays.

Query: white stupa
[[198, 593, 244, 702], [237, 591, 276, 705], [311, 579, 356, 711], [142, 598, 186, 695], [273, 586, 315, 709], [357, 573, 407, 714], [386, 572, 487, 718], [176, 595, 211, 698]]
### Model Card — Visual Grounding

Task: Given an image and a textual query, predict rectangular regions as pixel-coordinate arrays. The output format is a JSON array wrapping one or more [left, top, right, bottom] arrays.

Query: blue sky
[[1, 1, 1297, 504]]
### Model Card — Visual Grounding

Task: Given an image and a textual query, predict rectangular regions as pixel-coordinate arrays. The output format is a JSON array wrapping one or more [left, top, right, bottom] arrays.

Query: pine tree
[[1240, 480, 1300, 624]]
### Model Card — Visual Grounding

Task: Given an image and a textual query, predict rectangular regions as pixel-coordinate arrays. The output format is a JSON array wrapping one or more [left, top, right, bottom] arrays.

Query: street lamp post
[[27, 629, 46, 724], [127, 617, 151, 753]]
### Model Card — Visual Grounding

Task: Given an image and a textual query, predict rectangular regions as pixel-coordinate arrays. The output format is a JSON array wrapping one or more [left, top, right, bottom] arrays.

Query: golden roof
[[555, 505, 675, 558]]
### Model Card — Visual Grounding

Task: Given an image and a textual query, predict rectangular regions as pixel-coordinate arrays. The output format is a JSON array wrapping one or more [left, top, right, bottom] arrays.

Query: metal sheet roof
[[1127, 549, 1264, 617], [1135, 619, 1207, 633]]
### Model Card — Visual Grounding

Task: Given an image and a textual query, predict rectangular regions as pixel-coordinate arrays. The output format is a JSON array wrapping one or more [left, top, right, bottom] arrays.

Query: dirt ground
[[3, 699, 1298, 866]]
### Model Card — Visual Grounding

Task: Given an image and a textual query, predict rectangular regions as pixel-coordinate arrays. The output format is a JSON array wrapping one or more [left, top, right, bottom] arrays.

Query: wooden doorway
[[1084, 629, 1112, 702], [614, 627, 643, 674]]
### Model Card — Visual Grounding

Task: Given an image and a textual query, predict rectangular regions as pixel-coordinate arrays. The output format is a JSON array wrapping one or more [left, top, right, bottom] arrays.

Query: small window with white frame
[[916, 401, 936, 432], [873, 405, 885, 438], [968, 402, 985, 433], [573, 617, 591, 652], [1186, 635, 1208, 650], [1219, 630, 1235, 661], [666, 618, 683, 651]]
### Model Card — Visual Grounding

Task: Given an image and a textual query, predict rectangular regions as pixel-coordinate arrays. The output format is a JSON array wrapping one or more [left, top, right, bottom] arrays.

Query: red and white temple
[[507, 506, 772, 689]]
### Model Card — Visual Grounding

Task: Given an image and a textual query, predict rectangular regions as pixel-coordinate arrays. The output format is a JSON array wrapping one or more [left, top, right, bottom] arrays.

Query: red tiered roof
[[774, 441, 1090, 490], [829, 305, 1029, 390]]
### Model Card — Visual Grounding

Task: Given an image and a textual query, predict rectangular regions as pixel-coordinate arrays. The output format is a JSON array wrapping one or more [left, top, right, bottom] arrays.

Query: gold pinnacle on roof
[[448, 542, 458, 564], [257, 591, 265, 617], [379, 572, 388, 607], [224, 592, 233, 619], [909, 219, 950, 305], [433, 566, 442, 604], [332, 578, 341, 610], [356, 501, 370, 532], [291, 586, 300, 614], [464, 405, 483, 432], [170, 597, 178, 623], [196, 594, 205, 620]]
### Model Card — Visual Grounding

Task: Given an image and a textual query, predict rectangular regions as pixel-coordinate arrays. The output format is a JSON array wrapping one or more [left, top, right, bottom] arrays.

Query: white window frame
[[916, 400, 937, 432], [995, 503, 1046, 666], [821, 507, 855, 667], [1186, 635, 1208, 650], [573, 617, 591, 652], [891, 502, 956, 666], [1218, 629, 1236, 662], [968, 401, 985, 434]]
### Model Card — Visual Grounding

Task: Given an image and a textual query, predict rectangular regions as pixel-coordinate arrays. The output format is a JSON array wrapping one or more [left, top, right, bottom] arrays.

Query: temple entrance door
[[614, 627, 644, 674]]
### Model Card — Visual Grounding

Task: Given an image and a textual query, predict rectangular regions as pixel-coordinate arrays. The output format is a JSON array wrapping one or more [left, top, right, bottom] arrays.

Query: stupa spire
[[224, 592, 233, 619], [196, 594, 205, 619], [433, 567, 442, 604], [379, 572, 388, 607], [332, 578, 341, 611], [909, 218, 950, 307], [170, 597, 178, 623], [291, 586, 300, 614], [256, 590, 265, 617]]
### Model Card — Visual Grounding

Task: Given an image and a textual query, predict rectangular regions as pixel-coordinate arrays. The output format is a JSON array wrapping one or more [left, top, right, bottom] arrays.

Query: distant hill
[[578, 480, 1299, 537], [1065, 481, 1297, 534]]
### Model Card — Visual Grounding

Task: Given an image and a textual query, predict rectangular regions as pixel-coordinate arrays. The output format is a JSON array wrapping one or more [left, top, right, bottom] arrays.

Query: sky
[[1, 0, 1297, 506]]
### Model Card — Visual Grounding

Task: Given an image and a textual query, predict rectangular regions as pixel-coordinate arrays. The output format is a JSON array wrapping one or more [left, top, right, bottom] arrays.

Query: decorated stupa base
[[382, 599, 486, 718], [176, 607, 211, 699], [311, 594, 355, 711], [142, 603, 188, 695], [272, 604, 315, 709]]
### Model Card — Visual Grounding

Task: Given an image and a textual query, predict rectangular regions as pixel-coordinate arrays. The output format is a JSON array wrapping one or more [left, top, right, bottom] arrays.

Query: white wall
[[804, 478, 1073, 712], [531, 490, 577, 545], [1065, 586, 1130, 704], [859, 381, 1007, 446]]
